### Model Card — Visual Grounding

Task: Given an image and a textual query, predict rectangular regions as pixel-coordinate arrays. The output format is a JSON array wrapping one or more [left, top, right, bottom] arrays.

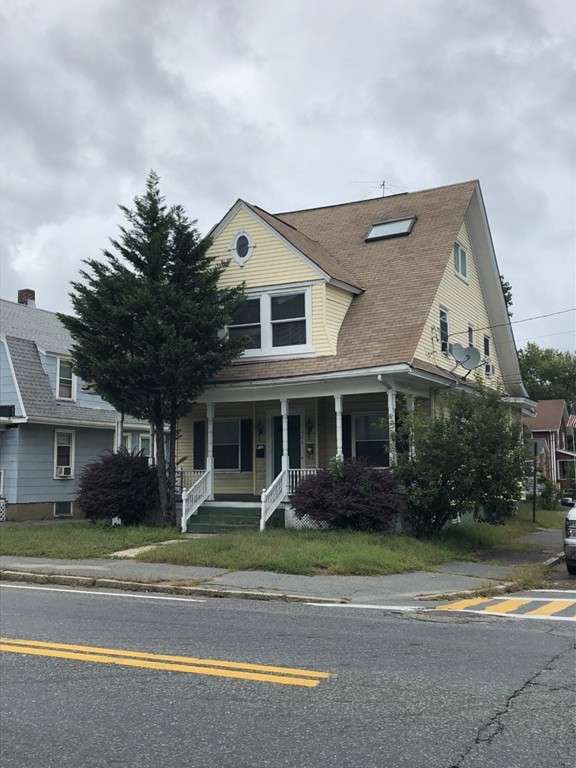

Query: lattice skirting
[[0, 498, 6, 523], [283, 506, 331, 530]]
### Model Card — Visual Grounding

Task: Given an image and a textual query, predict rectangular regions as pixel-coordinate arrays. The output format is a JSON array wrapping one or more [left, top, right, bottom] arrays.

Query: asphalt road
[[0, 584, 574, 768]]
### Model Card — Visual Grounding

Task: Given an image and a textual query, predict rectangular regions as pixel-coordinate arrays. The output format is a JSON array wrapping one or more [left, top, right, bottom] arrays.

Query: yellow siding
[[322, 285, 354, 355], [211, 207, 353, 358], [414, 222, 503, 387], [213, 208, 319, 288]]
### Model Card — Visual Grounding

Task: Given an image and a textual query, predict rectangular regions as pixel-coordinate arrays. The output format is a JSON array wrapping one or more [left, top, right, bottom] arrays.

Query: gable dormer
[[209, 201, 361, 360]]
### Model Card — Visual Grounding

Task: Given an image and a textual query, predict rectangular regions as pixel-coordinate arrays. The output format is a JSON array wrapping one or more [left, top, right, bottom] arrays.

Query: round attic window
[[235, 235, 249, 260], [230, 230, 254, 266]]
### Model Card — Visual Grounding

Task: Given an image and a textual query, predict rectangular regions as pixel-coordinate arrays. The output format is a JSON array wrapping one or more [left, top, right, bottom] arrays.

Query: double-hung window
[[227, 298, 261, 349], [54, 430, 75, 478], [228, 289, 312, 357], [139, 435, 151, 457], [213, 420, 240, 470], [57, 358, 75, 400], [354, 415, 389, 467], [454, 243, 468, 280], [484, 336, 492, 376], [439, 307, 449, 354]]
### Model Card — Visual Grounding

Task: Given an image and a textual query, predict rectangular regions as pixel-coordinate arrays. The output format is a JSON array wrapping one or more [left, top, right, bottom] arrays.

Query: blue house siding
[[42, 351, 116, 410], [0, 341, 23, 416], [0, 428, 20, 502], [14, 424, 114, 503]]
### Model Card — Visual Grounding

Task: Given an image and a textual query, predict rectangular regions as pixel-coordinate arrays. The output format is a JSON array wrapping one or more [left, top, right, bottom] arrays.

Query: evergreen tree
[[59, 172, 247, 523]]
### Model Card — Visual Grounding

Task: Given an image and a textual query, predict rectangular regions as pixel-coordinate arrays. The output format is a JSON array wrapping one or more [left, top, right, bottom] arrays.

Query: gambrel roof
[[211, 180, 527, 398]]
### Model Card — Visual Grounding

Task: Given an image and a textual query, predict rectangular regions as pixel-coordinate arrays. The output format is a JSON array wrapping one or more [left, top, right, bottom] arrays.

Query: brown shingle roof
[[213, 180, 478, 383], [523, 400, 566, 431]]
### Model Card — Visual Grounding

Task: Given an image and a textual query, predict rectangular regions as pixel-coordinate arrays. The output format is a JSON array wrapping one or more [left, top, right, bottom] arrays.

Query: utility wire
[[447, 307, 576, 341]]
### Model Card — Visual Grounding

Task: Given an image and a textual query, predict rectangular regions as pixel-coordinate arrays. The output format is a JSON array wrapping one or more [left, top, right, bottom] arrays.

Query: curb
[[0, 569, 345, 605]]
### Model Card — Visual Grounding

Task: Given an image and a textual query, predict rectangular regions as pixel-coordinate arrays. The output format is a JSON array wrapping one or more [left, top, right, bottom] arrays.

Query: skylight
[[365, 217, 416, 242]]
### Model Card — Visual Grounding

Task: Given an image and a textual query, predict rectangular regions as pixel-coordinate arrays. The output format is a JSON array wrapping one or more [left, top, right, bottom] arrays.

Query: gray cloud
[[0, 0, 574, 350]]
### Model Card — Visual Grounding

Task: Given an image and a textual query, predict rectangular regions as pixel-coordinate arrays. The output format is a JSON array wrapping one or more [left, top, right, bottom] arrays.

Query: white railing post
[[260, 488, 266, 532], [181, 489, 188, 533]]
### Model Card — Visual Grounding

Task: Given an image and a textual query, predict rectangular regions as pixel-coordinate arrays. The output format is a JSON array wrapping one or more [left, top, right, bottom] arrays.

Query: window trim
[[121, 432, 133, 452], [54, 430, 75, 479], [439, 307, 449, 355], [467, 324, 474, 347], [56, 357, 76, 401], [454, 242, 468, 281], [229, 287, 314, 358], [229, 229, 254, 266]]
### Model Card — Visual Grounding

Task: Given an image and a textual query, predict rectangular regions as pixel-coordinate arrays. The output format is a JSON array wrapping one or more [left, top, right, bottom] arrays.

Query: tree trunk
[[167, 416, 178, 527], [154, 410, 169, 523]]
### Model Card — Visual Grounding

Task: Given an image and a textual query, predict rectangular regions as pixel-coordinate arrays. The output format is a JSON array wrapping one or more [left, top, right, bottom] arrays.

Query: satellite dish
[[460, 346, 481, 370], [450, 343, 468, 363]]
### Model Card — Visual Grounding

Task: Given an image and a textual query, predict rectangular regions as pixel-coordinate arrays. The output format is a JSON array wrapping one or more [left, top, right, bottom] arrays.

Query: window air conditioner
[[56, 466, 71, 478]]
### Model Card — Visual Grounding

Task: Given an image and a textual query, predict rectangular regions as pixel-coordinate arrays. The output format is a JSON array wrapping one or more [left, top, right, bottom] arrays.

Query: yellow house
[[178, 180, 532, 531]]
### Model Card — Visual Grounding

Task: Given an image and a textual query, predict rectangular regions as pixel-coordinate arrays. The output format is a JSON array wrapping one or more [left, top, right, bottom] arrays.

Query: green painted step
[[186, 503, 284, 532]]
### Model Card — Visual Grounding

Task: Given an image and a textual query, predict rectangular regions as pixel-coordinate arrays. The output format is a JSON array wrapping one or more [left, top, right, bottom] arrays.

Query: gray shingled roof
[[1, 299, 72, 354], [5, 336, 122, 425], [2, 302, 145, 428]]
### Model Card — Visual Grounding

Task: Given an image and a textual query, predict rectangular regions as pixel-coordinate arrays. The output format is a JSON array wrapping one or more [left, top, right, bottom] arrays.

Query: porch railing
[[260, 468, 320, 531], [181, 469, 211, 533]]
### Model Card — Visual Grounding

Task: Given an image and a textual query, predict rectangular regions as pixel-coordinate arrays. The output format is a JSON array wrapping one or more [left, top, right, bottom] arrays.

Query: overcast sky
[[1, 0, 574, 352]]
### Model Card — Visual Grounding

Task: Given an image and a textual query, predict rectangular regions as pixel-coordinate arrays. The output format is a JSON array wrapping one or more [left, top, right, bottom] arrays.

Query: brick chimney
[[18, 289, 36, 307]]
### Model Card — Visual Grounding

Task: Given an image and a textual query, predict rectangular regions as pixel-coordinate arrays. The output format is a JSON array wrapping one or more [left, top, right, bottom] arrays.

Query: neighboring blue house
[[0, 290, 150, 521]]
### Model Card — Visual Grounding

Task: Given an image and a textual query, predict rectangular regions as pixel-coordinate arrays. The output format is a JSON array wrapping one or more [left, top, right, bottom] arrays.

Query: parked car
[[560, 498, 576, 575]]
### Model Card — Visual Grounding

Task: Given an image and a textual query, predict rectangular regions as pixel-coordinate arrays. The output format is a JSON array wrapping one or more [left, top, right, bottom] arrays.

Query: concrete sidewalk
[[0, 529, 564, 607]]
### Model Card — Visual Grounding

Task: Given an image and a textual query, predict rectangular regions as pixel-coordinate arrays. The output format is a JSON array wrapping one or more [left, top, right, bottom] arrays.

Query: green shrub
[[289, 458, 405, 532], [76, 450, 160, 525], [537, 475, 561, 510]]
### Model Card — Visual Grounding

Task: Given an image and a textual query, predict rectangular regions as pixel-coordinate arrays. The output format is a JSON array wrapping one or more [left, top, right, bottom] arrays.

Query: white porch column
[[334, 395, 343, 460], [406, 395, 415, 460], [281, 398, 289, 497], [387, 390, 397, 467], [206, 402, 215, 499], [114, 411, 124, 452]]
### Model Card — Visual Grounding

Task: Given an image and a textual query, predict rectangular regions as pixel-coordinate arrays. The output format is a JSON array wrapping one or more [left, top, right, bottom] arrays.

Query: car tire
[[567, 563, 576, 576]]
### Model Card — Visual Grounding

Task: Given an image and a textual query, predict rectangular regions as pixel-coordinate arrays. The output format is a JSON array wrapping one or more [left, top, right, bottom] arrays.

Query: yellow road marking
[[524, 600, 575, 617], [0, 638, 330, 688], [436, 597, 492, 611], [482, 598, 532, 614]]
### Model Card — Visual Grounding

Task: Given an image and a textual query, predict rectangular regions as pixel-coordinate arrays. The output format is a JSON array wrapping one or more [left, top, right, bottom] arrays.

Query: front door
[[272, 415, 302, 478]]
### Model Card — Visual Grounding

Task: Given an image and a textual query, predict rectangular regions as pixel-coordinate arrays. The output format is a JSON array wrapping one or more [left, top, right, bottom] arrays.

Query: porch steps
[[186, 502, 261, 533], [185, 502, 285, 533]]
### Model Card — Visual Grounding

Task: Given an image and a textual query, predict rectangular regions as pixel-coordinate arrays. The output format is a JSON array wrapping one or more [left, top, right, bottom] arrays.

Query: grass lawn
[[0, 503, 565, 575], [0, 522, 183, 559], [135, 506, 565, 575]]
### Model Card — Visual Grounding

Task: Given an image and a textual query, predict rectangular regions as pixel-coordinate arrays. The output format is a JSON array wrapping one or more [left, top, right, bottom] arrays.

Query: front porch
[[176, 370, 438, 532]]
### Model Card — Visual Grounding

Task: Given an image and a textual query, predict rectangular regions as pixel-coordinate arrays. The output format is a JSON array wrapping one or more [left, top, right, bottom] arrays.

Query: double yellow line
[[0, 637, 330, 688]]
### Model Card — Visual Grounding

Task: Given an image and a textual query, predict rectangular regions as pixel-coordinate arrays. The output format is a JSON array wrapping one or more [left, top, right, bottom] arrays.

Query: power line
[[448, 307, 576, 341]]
